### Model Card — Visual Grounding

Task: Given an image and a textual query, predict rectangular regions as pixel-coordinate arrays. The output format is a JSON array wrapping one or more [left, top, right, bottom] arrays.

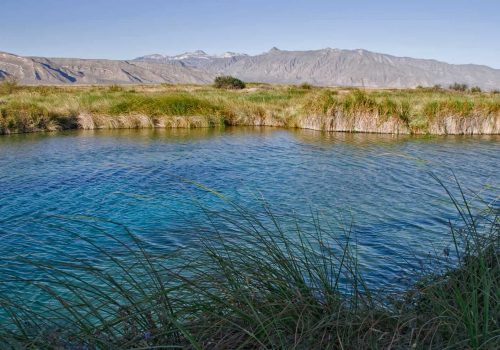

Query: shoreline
[[1, 84, 499, 135], [1, 112, 498, 136]]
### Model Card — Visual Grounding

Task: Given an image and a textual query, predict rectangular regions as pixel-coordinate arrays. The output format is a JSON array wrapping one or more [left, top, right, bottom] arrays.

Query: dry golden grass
[[1, 82, 499, 134]]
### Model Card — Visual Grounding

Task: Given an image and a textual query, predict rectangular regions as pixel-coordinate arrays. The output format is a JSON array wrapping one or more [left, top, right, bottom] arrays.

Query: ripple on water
[[0, 128, 498, 294]]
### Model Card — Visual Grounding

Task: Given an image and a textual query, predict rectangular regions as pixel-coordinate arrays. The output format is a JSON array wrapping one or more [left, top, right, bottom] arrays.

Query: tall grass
[[0, 178, 498, 349], [0, 84, 499, 134], [0, 78, 19, 95]]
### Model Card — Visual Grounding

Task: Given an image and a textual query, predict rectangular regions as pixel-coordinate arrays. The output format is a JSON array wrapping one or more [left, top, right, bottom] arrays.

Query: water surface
[[0, 127, 498, 294]]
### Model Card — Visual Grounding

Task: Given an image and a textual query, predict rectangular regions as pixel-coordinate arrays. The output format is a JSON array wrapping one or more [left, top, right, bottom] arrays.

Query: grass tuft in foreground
[[0, 178, 498, 349]]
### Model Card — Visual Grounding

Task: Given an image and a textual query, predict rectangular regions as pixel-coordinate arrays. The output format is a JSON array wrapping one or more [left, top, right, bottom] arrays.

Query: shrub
[[416, 84, 443, 92], [214, 76, 246, 89], [299, 82, 313, 90], [107, 84, 124, 92], [449, 82, 468, 92], [470, 86, 482, 93]]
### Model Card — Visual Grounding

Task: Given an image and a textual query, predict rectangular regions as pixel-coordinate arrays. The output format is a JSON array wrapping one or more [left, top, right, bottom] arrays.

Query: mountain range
[[1, 48, 499, 89]]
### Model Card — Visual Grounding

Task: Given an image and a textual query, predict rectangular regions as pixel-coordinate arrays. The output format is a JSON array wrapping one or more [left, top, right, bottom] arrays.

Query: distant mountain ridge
[[135, 50, 249, 71], [137, 50, 248, 62], [1, 48, 499, 89]]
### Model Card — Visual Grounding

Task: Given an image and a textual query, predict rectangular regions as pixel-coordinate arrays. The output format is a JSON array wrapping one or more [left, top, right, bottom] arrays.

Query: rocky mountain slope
[[136, 50, 248, 67], [0, 51, 212, 85], [1, 48, 499, 89], [137, 48, 500, 89]]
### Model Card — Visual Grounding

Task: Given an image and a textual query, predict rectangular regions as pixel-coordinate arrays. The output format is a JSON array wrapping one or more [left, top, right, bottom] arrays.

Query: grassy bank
[[0, 82, 499, 135], [0, 179, 498, 349]]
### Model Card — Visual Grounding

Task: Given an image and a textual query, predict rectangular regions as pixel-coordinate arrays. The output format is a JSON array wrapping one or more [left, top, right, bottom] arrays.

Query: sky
[[1, 0, 499, 68]]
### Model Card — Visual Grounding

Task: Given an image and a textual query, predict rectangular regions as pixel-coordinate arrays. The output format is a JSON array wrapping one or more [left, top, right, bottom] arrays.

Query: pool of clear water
[[0, 127, 498, 296]]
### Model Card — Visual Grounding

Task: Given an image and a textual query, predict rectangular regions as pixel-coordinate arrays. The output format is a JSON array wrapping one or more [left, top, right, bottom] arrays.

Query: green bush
[[214, 76, 246, 89], [299, 82, 313, 90], [416, 84, 443, 92], [449, 82, 468, 92], [470, 86, 482, 93]]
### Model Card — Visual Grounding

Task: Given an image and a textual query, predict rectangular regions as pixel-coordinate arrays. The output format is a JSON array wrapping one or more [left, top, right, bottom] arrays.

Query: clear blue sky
[[1, 0, 499, 68]]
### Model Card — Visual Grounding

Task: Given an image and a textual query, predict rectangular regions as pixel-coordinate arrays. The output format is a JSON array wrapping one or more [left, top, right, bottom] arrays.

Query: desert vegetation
[[0, 77, 19, 95], [449, 83, 469, 92], [214, 76, 246, 89], [0, 178, 498, 349], [0, 81, 499, 135], [448, 83, 484, 94]]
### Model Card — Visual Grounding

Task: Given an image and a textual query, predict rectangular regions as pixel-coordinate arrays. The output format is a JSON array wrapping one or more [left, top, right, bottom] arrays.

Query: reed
[[0, 177, 498, 349], [0, 83, 499, 135]]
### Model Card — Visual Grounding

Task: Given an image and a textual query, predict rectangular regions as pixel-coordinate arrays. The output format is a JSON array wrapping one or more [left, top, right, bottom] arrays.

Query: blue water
[[0, 127, 498, 297]]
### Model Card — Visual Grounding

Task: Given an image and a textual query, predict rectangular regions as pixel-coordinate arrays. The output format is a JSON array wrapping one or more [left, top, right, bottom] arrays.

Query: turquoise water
[[0, 127, 499, 297]]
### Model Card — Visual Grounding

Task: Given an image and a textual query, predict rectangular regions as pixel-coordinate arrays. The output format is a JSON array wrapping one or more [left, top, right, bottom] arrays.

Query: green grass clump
[[342, 90, 378, 115], [0, 100, 77, 134], [301, 89, 339, 115], [109, 93, 223, 117], [302, 88, 499, 132], [0, 178, 498, 349]]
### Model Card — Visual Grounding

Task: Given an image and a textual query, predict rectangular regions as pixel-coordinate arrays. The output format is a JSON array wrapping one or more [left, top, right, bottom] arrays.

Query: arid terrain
[[2, 48, 500, 89]]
